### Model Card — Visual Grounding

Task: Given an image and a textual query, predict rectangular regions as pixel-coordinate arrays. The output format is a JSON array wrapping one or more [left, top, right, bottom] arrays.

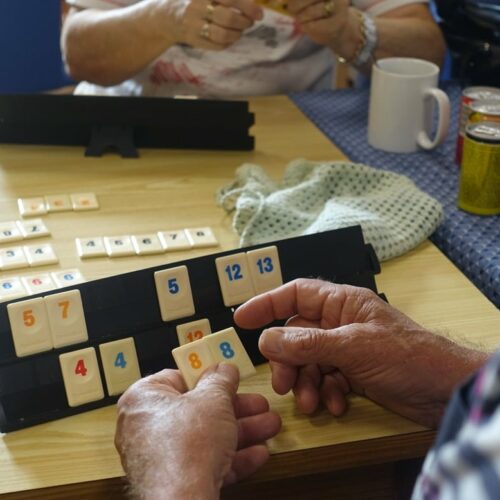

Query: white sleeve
[[354, 0, 430, 17], [65, 0, 139, 9]]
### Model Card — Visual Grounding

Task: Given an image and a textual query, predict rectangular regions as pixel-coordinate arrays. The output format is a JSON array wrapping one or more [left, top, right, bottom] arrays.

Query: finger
[[197, 20, 244, 48], [223, 445, 270, 485], [235, 278, 347, 329], [259, 324, 360, 367], [269, 360, 298, 394], [216, 0, 263, 20], [141, 369, 187, 393], [295, 1, 329, 22], [293, 364, 321, 414], [237, 411, 282, 449], [210, 4, 254, 30], [195, 363, 240, 398], [234, 393, 270, 418], [285, 315, 321, 329], [320, 371, 350, 416]]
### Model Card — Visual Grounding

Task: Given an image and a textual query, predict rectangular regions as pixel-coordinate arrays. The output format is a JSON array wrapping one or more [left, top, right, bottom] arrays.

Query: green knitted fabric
[[217, 159, 443, 261]]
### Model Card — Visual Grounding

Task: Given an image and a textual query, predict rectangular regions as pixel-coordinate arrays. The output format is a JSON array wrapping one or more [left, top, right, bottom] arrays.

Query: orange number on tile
[[187, 330, 204, 342], [188, 353, 202, 369], [58, 300, 70, 319], [75, 359, 88, 376], [23, 309, 35, 327]]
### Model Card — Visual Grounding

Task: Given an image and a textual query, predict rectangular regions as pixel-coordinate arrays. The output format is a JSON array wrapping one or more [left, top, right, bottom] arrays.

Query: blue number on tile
[[2, 282, 12, 289], [256, 257, 273, 274], [115, 351, 127, 369], [219, 341, 235, 359], [225, 264, 242, 281], [168, 277, 180, 294]]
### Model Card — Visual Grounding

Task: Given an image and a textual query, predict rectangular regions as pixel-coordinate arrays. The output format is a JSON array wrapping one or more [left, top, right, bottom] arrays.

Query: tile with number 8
[[172, 338, 214, 390], [206, 327, 256, 379]]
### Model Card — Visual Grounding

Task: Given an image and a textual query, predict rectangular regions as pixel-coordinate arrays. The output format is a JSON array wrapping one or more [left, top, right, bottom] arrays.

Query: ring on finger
[[205, 1, 216, 21], [200, 21, 211, 40], [323, 0, 334, 16]]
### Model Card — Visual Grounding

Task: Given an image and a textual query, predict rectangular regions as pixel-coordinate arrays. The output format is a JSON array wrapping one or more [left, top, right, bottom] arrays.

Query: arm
[[288, 1, 446, 70], [115, 364, 281, 499], [62, 0, 262, 86], [234, 279, 489, 429]]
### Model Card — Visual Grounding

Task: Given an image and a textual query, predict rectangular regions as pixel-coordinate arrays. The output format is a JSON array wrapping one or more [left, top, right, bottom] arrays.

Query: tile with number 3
[[246, 245, 283, 294]]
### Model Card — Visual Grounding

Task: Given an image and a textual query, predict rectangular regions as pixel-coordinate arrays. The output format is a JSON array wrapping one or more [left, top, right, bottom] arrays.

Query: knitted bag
[[217, 159, 443, 261]]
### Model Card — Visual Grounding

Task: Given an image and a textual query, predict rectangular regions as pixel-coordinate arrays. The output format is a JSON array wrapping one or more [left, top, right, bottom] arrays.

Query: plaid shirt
[[413, 351, 500, 499]]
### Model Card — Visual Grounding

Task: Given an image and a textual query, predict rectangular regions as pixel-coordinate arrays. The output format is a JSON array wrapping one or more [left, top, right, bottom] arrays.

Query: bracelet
[[337, 10, 378, 68]]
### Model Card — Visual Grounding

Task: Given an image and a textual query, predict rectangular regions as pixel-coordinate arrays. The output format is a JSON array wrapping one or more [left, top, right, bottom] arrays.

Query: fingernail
[[260, 329, 283, 355]]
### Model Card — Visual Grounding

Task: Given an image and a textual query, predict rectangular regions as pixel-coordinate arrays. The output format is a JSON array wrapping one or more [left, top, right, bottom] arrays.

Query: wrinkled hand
[[287, 0, 351, 49], [168, 0, 263, 50], [115, 364, 281, 498], [235, 279, 489, 428]]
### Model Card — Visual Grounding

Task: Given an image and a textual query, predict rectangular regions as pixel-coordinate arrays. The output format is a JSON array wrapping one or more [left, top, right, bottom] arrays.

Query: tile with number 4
[[76, 237, 107, 259], [206, 327, 256, 379], [99, 337, 142, 396], [25, 244, 58, 267], [59, 347, 104, 407]]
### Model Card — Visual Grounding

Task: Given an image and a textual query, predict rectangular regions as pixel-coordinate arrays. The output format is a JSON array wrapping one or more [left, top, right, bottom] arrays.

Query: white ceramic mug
[[368, 57, 450, 153]]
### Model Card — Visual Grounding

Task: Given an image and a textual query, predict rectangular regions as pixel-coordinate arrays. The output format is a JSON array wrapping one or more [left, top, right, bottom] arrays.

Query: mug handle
[[417, 88, 450, 150]]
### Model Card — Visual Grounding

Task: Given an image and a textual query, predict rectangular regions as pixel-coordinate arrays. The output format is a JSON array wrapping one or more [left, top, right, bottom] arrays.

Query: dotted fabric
[[290, 86, 500, 308], [217, 160, 443, 262]]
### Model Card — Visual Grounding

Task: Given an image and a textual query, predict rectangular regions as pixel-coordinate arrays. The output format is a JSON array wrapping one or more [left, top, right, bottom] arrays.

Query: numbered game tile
[[185, 227, 219, 248], [59, 347, 104, 407], [0, 221, 23, 244], [18, 218, 50, 239], [51, 269, 86, 288], [172, 338, 214, 390], [7, 297, 53, 357], [176, 318, 212, 346], [206, 327, 256, 379], [0, 246, 29, 270], [45, 289, 88, 348], [22, 273, 56, 295], [104, 236, 136, 257], [18, 197, 47, 218], [24, 243, 58, 267], [45, 194, 72, 213], [70, 192, 99, 211], [132, 233, 165, 255], [76, 237, 107, 259], [158, 230, 192, 251], [154, 265, 195, 322], [246, 245, 283, 294], [215, 252, 255, 307], [99, 338, 141, 396], [0, 277, 27, 303]]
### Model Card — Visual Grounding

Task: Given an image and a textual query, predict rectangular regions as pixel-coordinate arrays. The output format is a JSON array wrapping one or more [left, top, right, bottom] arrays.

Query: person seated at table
[[61, 0, 445, 98], [115, 279, 496, 499]]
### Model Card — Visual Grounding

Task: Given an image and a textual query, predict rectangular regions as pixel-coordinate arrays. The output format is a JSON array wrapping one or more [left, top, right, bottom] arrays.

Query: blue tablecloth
[[290, 87, 500, 308]]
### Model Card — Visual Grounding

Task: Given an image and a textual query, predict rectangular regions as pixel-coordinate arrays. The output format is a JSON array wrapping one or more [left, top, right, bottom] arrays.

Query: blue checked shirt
[[413, 350, 500, 499]]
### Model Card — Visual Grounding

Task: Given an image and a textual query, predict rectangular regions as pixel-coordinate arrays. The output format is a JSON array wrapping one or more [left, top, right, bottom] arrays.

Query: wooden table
[[0, 96, 498, 499]]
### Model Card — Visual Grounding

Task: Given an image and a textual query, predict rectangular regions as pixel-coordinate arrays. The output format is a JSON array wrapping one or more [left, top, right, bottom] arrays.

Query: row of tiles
[[18, 193, 99, 218], [60, 327, 255, 408], [0, 243, 58, 271], [0, 219, 50, 244], [5, 245, 283, 358]]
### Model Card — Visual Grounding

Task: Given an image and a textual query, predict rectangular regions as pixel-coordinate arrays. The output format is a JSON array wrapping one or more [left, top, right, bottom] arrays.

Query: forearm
[[332, 5, 446, 73], [62, 0, 178, 86]]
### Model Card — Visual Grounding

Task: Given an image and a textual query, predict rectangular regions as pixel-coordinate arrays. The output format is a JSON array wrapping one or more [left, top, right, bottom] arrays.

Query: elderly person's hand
[[115, 364, 281, 498], [170, 0, 263, 50], [286, 0, 362, 59], [235, 279, 489, 429]]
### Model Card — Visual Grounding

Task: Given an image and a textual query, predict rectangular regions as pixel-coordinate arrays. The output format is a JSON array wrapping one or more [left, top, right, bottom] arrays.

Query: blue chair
[[0, 0, 73, 93]]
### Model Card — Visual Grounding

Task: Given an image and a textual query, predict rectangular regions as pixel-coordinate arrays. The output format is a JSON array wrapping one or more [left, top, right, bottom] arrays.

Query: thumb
[[259, 326, 355, 366], [194, 362, 240, 397]]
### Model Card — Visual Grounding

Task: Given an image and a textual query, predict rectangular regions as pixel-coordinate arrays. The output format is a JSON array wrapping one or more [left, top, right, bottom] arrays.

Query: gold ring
[[200, 21, 211, 40], [324, 0, 334, 16], [206, 1, 215, 21]]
